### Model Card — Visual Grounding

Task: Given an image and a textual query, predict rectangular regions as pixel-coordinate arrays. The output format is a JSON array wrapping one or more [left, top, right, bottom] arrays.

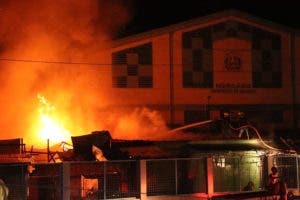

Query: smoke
[[0, 0, 131, 144], [109, 107, 169, 140], [0, 0, 198, 147], [104, 107, 201, 141]]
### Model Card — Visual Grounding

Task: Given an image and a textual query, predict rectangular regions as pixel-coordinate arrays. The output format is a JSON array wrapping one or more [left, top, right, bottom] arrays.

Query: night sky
[[117, 0, 299, 37]]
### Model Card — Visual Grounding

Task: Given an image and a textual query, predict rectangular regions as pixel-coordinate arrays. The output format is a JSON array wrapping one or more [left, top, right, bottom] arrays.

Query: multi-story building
[[100, 10, 300, 136]]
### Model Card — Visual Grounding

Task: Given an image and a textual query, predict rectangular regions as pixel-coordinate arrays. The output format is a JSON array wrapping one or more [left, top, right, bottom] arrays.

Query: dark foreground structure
[[1, 152, 300, 199], [0, 130, 299, 200]]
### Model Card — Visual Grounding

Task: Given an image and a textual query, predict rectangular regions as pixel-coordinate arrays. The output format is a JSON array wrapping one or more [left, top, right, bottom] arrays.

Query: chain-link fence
[[2, 154, 300, 199], [29, 163, 63, 200], [177, 158, 207, 194], [70, 161, 105, 199], [0, 163, 28, 200], [146, 158, 207, 196], [70, 160, 140, 199], [213, 154, 265, 192], [272, 154, 300, 189]]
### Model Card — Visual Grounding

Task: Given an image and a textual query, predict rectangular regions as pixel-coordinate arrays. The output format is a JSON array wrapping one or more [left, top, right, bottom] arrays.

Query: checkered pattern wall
[[112, 43, 153, 88], [182, 28, 213, 88], [252, 28, 281, 88], [182, 20, 282, 88]]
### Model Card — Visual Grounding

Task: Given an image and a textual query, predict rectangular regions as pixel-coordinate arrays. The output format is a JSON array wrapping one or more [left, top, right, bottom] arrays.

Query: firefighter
[[237, 112, 249, 139], [268, 167, 280, 200]]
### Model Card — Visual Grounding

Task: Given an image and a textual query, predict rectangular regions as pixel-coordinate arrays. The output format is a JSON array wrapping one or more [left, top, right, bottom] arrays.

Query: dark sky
[[117, 0, 299, 37]]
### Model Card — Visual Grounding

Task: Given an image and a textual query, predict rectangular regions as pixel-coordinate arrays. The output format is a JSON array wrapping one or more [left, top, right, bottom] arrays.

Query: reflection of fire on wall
[[224, 51, 242, 71], [213, 39, 252, 91], [182, 19, 282, 91], [176, 16, 289, 127], [113, 12, 294, 128]]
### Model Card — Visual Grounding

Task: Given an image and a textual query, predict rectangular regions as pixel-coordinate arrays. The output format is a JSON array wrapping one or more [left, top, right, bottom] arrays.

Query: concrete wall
[[109, 16, 295, 128]]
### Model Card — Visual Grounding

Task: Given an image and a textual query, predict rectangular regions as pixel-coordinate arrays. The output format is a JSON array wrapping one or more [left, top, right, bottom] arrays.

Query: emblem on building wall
[[224, 52, 242, 71]]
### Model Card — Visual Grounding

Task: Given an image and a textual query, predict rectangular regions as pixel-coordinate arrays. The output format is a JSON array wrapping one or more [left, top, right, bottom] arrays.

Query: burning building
[[0, 1, 299, 150], [108, 9, 300, 140], [1, 5, 300, 199]]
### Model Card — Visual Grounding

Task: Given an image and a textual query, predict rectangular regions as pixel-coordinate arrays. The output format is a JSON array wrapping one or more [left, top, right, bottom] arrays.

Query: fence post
[[140, 160, 147, 200], [207, 157, 214, 197], [62, 162, 70, 200], [104, 162, 107, 200], [267, 155, 274, 172], [296, 156, 299, 189], [175, 159, 178, 195]]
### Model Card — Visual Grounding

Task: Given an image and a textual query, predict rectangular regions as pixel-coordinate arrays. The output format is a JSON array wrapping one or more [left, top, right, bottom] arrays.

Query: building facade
[[105, 10, 300, 134]]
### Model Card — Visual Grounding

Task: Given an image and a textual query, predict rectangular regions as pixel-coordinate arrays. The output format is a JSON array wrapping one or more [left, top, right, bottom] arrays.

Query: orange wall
[[110, 35, 171, 107], [172, 18, 293, 106], [108, 18, 296, 126]]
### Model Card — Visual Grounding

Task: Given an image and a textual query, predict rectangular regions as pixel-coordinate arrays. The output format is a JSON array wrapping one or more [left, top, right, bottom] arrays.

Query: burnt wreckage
[[62, 112, 298, 161]]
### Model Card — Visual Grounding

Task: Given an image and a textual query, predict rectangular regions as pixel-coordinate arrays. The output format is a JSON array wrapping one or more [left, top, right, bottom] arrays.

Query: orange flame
[[33, 94, 71, 147]]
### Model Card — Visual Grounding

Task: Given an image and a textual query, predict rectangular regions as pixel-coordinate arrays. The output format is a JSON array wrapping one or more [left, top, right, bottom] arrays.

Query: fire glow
[[0, 1, 202, 148], [0, 0, 131, 145], [34, 94, 71, 146]]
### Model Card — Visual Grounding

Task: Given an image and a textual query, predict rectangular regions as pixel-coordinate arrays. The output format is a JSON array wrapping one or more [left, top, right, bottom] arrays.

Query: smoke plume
[[0, 0, 131, 145], [0, 0, 198, 148]]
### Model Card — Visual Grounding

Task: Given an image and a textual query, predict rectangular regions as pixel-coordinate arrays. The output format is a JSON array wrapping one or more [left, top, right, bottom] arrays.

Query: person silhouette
[[243, 181, 254, 191], [268, 167, 280, 200], [237, 112, 249, 139]]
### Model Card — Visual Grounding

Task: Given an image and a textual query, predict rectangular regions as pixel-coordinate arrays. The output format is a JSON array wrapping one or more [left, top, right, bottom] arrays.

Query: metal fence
[[272, 154, 300, 189], [0, 163, 28, 200], [1, 153, 300, 199], [212, 154, 265, 192], [29, 163, 63, 200], [146, 158, 207, 196], [70, 160, 140, 199]]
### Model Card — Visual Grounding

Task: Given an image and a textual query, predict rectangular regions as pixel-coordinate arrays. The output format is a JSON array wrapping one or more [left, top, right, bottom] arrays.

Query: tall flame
[[35, 94, 71, 146]]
